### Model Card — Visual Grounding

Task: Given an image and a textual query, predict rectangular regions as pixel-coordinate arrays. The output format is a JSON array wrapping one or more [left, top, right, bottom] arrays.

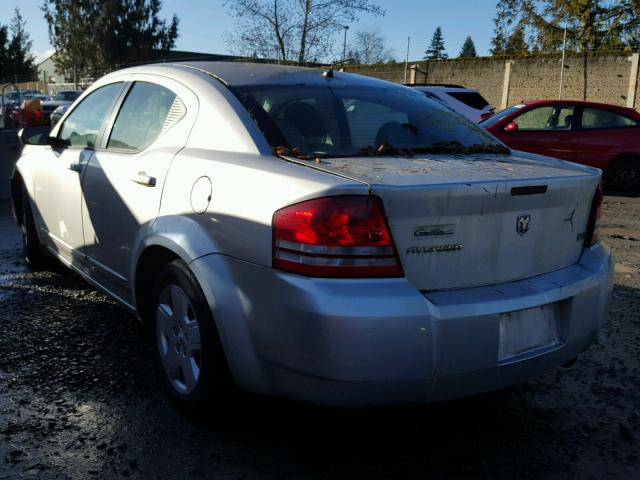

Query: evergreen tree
[[491, 0, 635, 53], [343, 48, 361, 65], [490, 14, 507, 55], [0, 8, 35, 81], [505, 25, 529, 56], [6, 9, 34, 76], [424, 27, 448, 60], [605, 1, 640, 47], [459, 36, 477, 57], [42, 0, 179, 78], [0, 9, 35, 80], [0, 26, 8, 75], [491, 0, 631, 99]]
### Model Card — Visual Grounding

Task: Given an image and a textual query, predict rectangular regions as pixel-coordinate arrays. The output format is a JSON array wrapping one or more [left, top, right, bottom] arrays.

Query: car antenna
[[323, 68, 334, 78]]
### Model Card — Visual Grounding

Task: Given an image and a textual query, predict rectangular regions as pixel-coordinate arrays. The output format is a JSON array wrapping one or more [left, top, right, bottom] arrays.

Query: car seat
[[279, 101, 329, 152], [374, 122, 419, 148]]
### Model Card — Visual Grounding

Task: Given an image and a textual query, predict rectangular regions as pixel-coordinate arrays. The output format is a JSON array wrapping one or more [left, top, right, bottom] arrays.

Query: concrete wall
[[343, 55, 640, 111]]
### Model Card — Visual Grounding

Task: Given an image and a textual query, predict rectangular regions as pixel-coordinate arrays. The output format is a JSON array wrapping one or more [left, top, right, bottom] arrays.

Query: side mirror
[[19, 125, 69, 148], [19, 125, 51, 146], [504, 122, 519, 133]]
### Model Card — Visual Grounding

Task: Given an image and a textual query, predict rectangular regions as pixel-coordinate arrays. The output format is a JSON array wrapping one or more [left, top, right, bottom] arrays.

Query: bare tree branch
[[224, 0, 384, 64]]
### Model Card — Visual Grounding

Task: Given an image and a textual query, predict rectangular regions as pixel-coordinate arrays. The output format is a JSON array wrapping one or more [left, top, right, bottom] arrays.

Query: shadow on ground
[[1, 200, 639, 480]]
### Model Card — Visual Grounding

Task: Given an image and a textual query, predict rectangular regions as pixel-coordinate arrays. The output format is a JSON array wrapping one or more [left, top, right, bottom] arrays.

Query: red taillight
[[272, 195, 403, 278], [585, 183, 603, 247]]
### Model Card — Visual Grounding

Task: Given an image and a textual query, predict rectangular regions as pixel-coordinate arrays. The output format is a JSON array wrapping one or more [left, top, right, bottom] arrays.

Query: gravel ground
[[1, 196, 639, 480]]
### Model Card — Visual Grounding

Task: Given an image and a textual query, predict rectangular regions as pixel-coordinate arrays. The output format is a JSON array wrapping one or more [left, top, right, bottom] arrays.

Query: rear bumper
[[190, 242, 613, 406]]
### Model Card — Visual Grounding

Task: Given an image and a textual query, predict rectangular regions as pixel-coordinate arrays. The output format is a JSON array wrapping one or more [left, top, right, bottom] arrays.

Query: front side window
[[234, 85, 506, 158], [478, 105, 524, 128], [107, 82, 182, 152], [59, 83, 124, 148], [581, 108, 637, 129], [514, 106, 575, 131]]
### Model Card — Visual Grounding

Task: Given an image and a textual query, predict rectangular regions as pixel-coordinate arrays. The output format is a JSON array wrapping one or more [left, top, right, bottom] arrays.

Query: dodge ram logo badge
[[516, 215, 531, 235]]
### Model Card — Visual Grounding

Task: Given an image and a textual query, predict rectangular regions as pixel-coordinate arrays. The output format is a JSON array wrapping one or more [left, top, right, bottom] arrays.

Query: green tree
[[490, 14, 508, 55], [459, 36, 477, 57], [491, 0, 632, 53], [491, 0, 631, 98], [6, 8, 34, 76], [0, 9, 35, 80], [505, 25, 529, 56], [0, 25, 9, 76], [602, 0, 640, 48], [42, 0, 179, 79], [424, 26, 448, 60]]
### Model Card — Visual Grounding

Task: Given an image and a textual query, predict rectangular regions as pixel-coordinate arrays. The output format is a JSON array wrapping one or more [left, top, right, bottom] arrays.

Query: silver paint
[[13, 61, 613, 406]]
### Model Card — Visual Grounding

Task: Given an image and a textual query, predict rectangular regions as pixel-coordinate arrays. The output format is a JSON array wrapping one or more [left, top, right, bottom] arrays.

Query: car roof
[[407, 84, 478, 93], [521, 99, 640, 118], [119, 61, 407, 90]]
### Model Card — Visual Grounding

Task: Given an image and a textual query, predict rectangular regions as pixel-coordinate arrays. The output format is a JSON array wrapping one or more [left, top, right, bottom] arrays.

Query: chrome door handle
[[68, 162, 83, 172], [130, 172, 156, 187]]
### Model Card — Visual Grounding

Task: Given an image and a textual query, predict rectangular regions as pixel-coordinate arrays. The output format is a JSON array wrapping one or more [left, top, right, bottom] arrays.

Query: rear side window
[[514, 106, 575, 131], [581, 108, 637, 129], [59, 83, 124, 148], [107, 82, 185, 152], [446, 91, 489, 110]]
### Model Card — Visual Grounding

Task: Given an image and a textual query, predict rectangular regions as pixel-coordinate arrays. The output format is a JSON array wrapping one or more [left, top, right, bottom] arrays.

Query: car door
[[565, 107, 640, 169], [33, 82, 126, 268], [80, 76, 198, 303], [502, 105, 577, 160]]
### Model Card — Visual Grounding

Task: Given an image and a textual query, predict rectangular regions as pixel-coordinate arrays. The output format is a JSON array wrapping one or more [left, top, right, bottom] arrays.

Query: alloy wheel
[[156, 285, 202, 395], [612, 157, 640, 190]]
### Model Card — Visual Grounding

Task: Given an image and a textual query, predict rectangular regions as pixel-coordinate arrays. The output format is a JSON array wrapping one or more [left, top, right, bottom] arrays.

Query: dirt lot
[[1, 195, 639, 480]]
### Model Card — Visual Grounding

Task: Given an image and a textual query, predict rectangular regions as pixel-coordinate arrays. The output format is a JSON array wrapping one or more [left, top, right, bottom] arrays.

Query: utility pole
[[559, 26, 567, 99], [403, 36, 411, 83], [342, 25, 349, 64]]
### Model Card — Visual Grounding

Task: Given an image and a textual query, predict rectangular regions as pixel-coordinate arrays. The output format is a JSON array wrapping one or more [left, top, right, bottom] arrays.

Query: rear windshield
[[446, 91, 489, 110], [233, 85, 507, 158]]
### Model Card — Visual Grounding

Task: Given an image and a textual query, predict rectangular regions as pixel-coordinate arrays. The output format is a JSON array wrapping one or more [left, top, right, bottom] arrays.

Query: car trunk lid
[[288, 152, 600, 291]]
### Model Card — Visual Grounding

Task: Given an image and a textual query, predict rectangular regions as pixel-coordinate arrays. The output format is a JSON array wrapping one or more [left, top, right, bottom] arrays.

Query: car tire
[[152, 259, 234, 418], [605, 155, 640, 192], [20, 186, 50, 268]]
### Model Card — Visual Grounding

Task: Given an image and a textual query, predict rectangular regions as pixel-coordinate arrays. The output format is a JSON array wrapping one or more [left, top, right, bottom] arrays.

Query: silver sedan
[[11, 62, 612, 416]]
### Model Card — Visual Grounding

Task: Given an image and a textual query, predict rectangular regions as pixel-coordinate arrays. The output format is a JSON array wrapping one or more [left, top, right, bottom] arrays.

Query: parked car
[[407, 84, 494, 122], [41, 92, 82, 124], [1, 91, 39, 128], [480, 100, 640, 191], [49, 104, 70, 126], [6, 90, 39, 102], [11, 63, 612, 416], [12, 95, 52, 128], [51, 90, 82, 102]]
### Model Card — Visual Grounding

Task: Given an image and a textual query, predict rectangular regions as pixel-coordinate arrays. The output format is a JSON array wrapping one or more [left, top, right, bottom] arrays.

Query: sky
[[0, 0, 498, 64]]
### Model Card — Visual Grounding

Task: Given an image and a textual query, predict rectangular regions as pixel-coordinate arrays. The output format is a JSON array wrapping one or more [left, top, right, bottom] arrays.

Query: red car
[[480, 100, 640, 191]]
